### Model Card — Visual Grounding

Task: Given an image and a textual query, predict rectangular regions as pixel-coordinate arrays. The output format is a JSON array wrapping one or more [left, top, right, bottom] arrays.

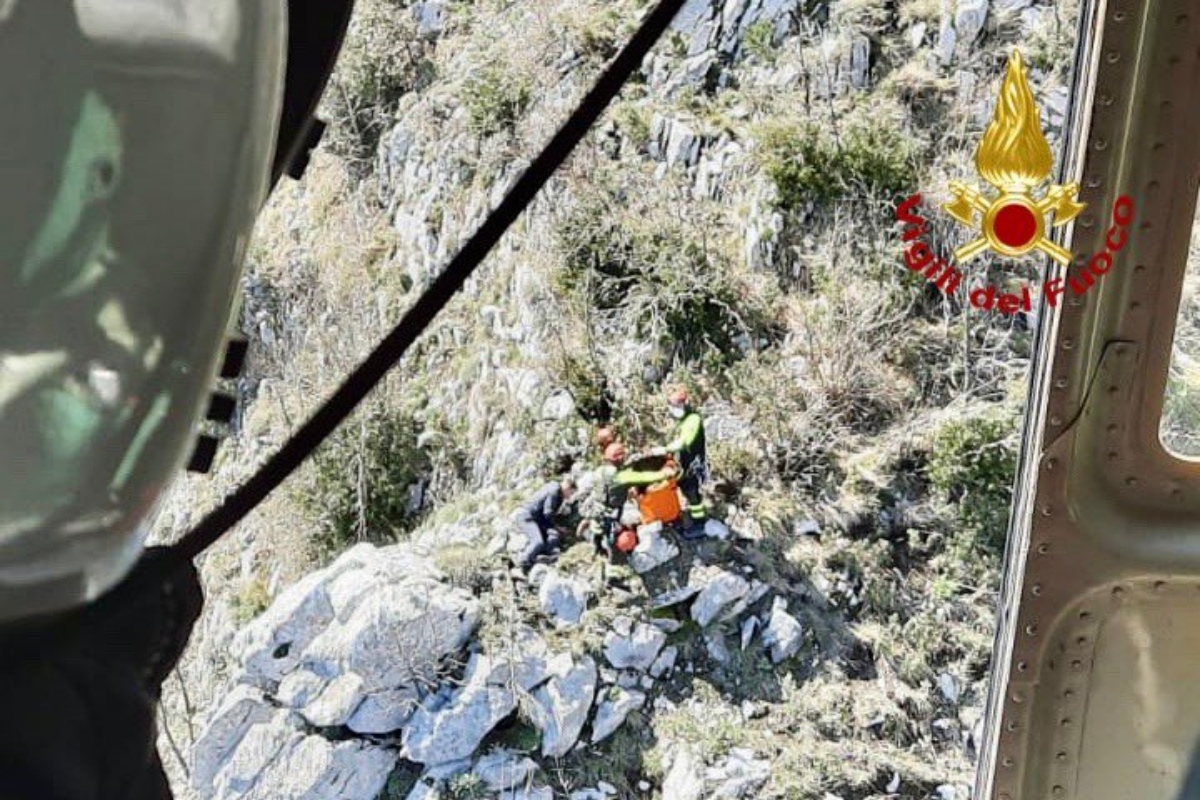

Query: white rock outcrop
[[604, 620, 668, 671], [529, 654, 599, 758], [591, 688, 647, 743], [761, 596, 803, 663], [691, 571, 751, 627], [193, 546, 480, 798]]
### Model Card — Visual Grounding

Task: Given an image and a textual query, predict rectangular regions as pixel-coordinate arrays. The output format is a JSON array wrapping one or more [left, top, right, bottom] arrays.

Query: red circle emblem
[[993, 203, 1039, 249]]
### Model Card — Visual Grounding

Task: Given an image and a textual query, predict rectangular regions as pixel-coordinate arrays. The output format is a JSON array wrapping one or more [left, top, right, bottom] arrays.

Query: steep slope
[[157, 0, 1081, 797]]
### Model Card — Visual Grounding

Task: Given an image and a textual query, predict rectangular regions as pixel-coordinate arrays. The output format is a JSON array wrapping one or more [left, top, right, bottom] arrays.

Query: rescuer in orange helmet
[[596, 424, 616, 451], [579, 441, 677, 561], [650, 385, 709, 538]]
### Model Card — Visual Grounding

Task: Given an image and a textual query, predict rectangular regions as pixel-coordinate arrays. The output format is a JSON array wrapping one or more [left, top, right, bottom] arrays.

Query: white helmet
[[0, 1, 287, 621]]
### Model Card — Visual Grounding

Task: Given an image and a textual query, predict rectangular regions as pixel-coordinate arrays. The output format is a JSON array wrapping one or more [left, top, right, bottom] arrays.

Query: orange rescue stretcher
[[637, 467, 683, 526], [612, 455, 684, 554]]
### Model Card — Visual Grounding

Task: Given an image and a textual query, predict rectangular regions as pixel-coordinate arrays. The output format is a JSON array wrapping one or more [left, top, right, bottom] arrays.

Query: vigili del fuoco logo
[[896, 50, 1134, 314]]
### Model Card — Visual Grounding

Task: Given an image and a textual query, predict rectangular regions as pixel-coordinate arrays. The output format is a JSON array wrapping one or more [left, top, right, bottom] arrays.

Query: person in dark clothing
[[651, 385, 708, 536], [516, 476, 577, 571]]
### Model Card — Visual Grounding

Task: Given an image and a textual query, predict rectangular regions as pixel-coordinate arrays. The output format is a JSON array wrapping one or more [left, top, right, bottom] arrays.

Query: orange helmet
[[603, 442, 628, 464], [616, 528, 639, 553], [668, 386, 689, 406], [596, 425, 616, 448]]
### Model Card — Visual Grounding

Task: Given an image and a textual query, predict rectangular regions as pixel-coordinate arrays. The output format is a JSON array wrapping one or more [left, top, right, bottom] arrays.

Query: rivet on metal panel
[[1095, 139, 1108, 151], [1135, 264, 1147, 273], [1113, 585, 1126, 597], [1077, 636, 1088, 646], [1078, 610, 1091, 621], [1107, 423, 1119, 433], [1085, 175, 1103, 188], [1070, 660, 1082, 671], [1130, 300, 1142, 310], [1051, 415, 1064, 426], [1002, 757, 1015, 768], [1057, 751, 1069, 762], [1025, 624, 1038, 636], [1107, 451, 1119, 461], [1063, 338, 1075, 350], [1054, 378, 1068, 389], [1037, 542, 1050, 555], [1155, 580, 1167, 591], [1006, 719, 1020, 732], [1017, 660, 1029, 673], [1105, 50, 1120, 63], [1068, 294, 1084, 307], [1011, 691, 1024, 704], [1078, 215, 1095, 229], [998, 794, 1012, 800], [1098, 93, 1114, 106], [1125, 476, 1138, 486], [1113, 9, 1127, 21], [1041, 505, 1053, 517], [1032, 583, 1044, 596], [1064, 688, 1075, 699], [1053, 785, 1066, 797], [1109, 385, 1120, 394]]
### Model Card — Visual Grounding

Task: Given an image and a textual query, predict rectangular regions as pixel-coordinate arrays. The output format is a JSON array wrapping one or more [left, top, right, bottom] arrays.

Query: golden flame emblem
[[943, 50, 1084, 265]]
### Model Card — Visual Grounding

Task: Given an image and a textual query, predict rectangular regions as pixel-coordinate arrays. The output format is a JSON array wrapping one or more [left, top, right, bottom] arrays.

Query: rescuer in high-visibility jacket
[[650, 386, 708, 534], [581, 441, 679, 556]]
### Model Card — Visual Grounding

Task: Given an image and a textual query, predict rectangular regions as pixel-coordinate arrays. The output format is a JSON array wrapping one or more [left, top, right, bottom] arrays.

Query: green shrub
[[554, 192, 780, 365], [653, 690, 748, 762], [376, 767, 420, 800], [463, 64, 532, 138], [447, 773, 489, 800], [231, 577, 272, 625], [612, 101, 653, 151], [758, 115, 916, 211], [301, 402, 433, 560], [742, 19, 778, 62], [433, 544, 493, 595], [325, 0, 432, 164], [554, 349, 615, 422], [572, 6, 626, 61], [926, 408, 1019, 555]]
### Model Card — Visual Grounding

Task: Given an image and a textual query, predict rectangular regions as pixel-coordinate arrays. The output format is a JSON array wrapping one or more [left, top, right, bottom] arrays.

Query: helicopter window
[[1160, 190, 1200, 458]]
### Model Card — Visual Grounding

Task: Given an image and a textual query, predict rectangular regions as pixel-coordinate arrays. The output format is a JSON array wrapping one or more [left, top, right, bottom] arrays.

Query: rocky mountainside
[[156, 0, 1081, 798]]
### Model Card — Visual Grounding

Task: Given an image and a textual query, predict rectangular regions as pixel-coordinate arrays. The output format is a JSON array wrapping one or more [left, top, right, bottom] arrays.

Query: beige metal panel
[[978, 0, 1200, 798]]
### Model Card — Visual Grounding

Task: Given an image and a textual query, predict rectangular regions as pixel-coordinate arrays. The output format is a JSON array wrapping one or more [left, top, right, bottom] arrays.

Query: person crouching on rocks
[[514, 475, 577, 573]]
